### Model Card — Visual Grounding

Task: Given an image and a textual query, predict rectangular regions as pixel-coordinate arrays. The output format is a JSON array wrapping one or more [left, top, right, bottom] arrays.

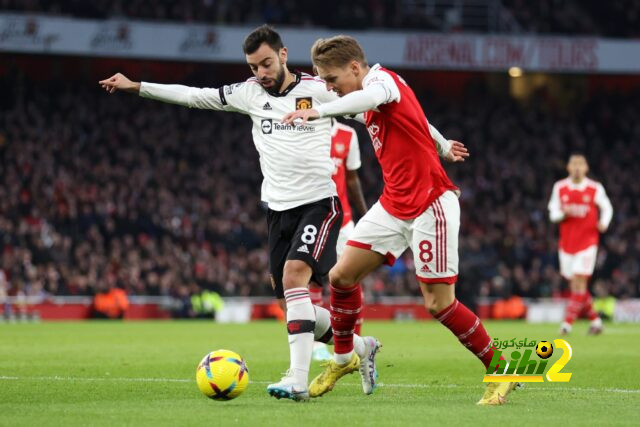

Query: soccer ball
[[196, 349, 249, 400], [535, 341, 554, 359]]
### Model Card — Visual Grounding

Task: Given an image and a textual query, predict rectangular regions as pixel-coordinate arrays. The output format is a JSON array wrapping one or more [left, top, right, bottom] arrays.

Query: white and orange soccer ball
[[196, 349, 249, 400]]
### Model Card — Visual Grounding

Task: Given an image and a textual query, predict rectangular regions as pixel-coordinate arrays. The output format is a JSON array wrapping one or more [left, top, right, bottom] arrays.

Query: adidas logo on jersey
[[420, 264, 431, 273], [297, 244, 309, 254], [263, 102, 272, 110]]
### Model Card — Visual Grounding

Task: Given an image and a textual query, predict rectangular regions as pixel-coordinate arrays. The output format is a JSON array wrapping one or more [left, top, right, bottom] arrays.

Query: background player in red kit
[[311, 119, 369, 361], [283, 36, 516, 405], [548, 154, 613, 335]]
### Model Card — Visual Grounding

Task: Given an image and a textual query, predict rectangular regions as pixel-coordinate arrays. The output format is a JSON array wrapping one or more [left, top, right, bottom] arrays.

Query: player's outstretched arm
[[282, 85, 388, 125], [99, 73, 141, 94], [99, 73, 246, 112]]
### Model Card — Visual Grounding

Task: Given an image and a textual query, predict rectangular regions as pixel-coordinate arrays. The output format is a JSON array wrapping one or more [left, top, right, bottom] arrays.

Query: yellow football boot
[[309, 352, 360, 397], [477, 381, 521, 405]]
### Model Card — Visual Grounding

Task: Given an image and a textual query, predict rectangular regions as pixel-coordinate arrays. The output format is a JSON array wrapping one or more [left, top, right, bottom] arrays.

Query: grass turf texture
[[1, 320, 638, 426]]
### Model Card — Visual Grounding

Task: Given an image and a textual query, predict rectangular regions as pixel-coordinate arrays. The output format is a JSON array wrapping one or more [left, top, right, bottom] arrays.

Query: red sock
[[435, 299, 499, 369], [564, 292, 585, 324], [309, 287, 323, 307], [330, 284, 362, 354], [582, 292, 599, 321], [354, 286, 364, 335]]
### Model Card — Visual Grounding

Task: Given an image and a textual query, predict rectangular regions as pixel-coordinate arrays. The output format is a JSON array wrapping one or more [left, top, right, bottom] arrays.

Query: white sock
[[591, 317, 602, 328], [334, 350, 354, 365], [313, 305, 333, 344], [353, 334, 365, 358], [315, 304, 365, 359], [284, 288, 315, 385]]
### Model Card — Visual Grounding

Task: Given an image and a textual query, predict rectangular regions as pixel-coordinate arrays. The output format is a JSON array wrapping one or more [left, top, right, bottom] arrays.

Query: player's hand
[[444, 140, 469, 162], [598, 223, 608, 233], [281, 109, 320, 125], [99, 73, 140, 94]]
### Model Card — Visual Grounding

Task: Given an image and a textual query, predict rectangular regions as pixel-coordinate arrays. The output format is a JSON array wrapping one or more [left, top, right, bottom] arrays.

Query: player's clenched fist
[[98, 73, 140, 94]]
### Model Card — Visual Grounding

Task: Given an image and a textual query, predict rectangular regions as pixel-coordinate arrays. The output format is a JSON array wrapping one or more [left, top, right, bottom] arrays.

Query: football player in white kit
[[99, 25, 381, 401]]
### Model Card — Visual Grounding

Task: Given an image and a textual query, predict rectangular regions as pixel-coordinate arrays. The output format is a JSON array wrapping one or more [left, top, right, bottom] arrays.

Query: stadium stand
[[1, 63, 638, 306], [2, 0, 639, 36]]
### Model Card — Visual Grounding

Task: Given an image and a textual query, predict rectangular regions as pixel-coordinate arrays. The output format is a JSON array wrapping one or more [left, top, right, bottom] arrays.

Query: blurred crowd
[[2, 0, 638, 37], [0, 69, 639, 308]]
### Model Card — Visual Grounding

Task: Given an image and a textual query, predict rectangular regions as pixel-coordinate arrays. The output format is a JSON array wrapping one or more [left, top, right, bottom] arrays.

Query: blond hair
[[311, 35, 368, 69]]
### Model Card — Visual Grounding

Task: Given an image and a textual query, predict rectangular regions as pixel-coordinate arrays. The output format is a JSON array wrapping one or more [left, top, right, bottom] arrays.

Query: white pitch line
[[1, 376, 638, 394]]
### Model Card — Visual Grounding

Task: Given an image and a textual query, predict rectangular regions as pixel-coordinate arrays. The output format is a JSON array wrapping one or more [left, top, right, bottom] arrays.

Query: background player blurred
[[311, 119, 368, 361], [548, 153, 613, 335], [283, 36, 515, 405]]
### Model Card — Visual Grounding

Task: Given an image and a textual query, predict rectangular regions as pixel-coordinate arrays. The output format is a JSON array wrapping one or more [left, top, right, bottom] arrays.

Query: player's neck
[[357, 66, 371, 90], [278, 68, 296, 93], [570, 176, 585, 184]]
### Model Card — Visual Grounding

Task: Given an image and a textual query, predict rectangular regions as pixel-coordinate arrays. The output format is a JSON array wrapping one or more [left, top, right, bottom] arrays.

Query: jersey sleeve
[[361, 68, 401, 105], [314, 81, 366, 124], [345, 130, 361, 170], [594, 182, 613, 229], [428, 122, 452, 157], [139, 81, 251, 114], [548, 182, 565, 223]]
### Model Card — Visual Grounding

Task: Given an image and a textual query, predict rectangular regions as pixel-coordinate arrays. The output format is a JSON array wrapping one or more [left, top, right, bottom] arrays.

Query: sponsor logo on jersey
[[261, 119, 273, 134], [367, 123, 380, 136], [261, 119, 315, 134], [295, 97, 313, 110], [297, 244, 309, 254], [372, 137, 382, 152], [262, 102, 272, 110], [225, 82, 244, 95]]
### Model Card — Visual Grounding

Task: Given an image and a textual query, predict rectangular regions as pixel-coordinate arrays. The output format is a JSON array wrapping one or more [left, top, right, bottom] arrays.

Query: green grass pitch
[[1, 320, 638, 426]]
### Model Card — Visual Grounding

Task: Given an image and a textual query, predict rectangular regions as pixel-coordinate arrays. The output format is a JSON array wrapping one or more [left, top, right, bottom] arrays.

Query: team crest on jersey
[[335, 143, 345, 154], [583, 195, 590, 203], [295, 97, 313, 110], [562, 195, 569, 202]]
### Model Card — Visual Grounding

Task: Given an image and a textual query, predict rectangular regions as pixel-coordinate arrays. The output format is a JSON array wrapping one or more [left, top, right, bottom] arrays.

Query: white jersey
[[139, 72, 339, 211]]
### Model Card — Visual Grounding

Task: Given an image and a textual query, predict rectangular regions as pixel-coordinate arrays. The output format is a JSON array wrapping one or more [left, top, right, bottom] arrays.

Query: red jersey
[[548, 177, 613, 254], [363, 64, 457, 219], [330, 121, 361, 227]]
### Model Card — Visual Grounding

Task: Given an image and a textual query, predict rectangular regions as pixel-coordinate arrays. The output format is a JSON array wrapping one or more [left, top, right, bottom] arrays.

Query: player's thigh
[[287, 197, 343, 288], [332, 202, 408, 285], [267, 210, 290, 299], [412, 191, 460, 286], [335, 220, 355, 259], [331, 244, 386, 286]]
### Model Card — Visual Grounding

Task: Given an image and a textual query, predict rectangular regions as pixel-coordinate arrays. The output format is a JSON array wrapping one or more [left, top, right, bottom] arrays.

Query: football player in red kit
[[283, 36, 515, 405], [548, 154, 613, 335]]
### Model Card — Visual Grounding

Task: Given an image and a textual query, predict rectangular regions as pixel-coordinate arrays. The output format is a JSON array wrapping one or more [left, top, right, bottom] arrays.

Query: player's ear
[[350, 60, 360, 76], [279, 47, 288, 64]]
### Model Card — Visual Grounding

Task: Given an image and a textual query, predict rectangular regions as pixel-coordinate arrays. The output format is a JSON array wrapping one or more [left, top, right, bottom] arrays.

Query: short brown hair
[[243, 24, 283, 55], [311, 35, 368, 69]]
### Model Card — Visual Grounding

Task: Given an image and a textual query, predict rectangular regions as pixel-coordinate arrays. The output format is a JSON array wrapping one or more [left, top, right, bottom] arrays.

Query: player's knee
[[282, 261, 312, 290], [328, 264, 358, 288], [422, 289, 454, 315]]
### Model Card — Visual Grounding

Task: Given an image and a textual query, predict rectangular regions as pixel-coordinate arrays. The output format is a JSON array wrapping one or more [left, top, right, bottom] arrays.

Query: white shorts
[[336, 220, 355, 258], [559, 245, 597, 279], [347, 191, 460, 284]]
